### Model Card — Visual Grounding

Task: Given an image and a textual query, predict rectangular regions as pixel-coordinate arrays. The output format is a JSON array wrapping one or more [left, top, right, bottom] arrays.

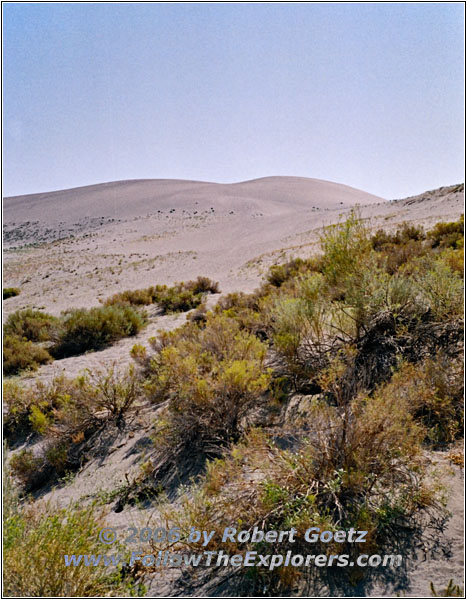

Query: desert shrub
[[103, 277, 219, 311], [155, 284, 203, 313], [184, 276, 220, 294], [3, 335, 52, 376], [9, 450, 44, 488], [53, 304, 145, 357], [154, 390, 438, 595], [6, 366, 142, 489], [371, 222, 425, 250], [3, 467, 142, 596], [103, 288, 155, 306], [4, 308, 59, 342], [3, 287, 20, 300], [428, 215, 464, 249], [84, 364, 141, 427], [267, 257, 323, 287], [377, 358, 463, 447], [3, 381, 35, 436], [145, 313, 271, 458], [439, 247, 464, 274], [412, 255, 463, 320], [319, 210, 371, 288]]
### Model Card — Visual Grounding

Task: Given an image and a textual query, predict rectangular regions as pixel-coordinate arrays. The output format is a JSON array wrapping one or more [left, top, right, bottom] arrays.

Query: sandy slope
[[3, 178, 463, 320], [3, 178, 464, 597]]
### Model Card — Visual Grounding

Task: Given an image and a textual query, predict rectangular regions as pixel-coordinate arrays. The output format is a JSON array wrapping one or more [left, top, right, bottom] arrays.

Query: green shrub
[[9, 450, 43, 487], [184, 276, 220, 294], [146, 313, 271, 457], [103, 277, 219, 311], [103, 288, 154, 306], [53, 305, 145, 358], [3, 287, 20, 300], [428, 215, 464, 249], [4, 309, 59, 342], [3, 335, 52, 376], [3, 467, 142, 597], [155, 285, 203, 313]]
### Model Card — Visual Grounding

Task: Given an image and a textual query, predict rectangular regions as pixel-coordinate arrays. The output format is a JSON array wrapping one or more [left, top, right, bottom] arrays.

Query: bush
[[428, 215, 464, 249], [154, 285, 203, 313], [5, 367, 142, 489], [103, 288, 155, 306], [103, 277, 219, 311], [155, 392, 438, 595], [3, 287, 20, 300], [4, 467, 142, 596], [3, 335, 52, 376], [4, 309, 59, 342], [184, 276, 220, 294], [9, 450, 43, 488], [377, 358, 464, 447], [53, 305, 145, 357], [145, 313, 271, 458]]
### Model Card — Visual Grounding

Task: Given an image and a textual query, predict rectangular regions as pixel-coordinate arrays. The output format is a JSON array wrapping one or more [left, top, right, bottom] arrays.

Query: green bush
[[4, 309, 59, 342], [103, 288, 155, 306], [146, 313, 271, 457], [52, 305, 145, 358], [103, 277, 219, 311], [428, 215, 464, 249], [3, 287, 20, 300], [4, 466, 142, 597], [3, 335, 52, 376], [154, 285, 203, 313]]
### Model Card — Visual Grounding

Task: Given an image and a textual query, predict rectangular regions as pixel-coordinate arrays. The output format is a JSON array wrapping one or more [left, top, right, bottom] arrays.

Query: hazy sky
[[3, 2, 465, 198]]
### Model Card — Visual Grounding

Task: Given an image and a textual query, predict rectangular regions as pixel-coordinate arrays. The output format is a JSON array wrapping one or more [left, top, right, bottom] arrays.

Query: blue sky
[[3, 3, 465, 198]]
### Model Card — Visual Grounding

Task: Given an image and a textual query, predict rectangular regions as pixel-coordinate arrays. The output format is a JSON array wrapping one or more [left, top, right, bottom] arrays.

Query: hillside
[[3, 179, 464, 598]]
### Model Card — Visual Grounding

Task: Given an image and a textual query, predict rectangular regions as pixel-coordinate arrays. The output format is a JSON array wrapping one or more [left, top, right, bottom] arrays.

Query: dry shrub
[[153, 389, 439, 594], [4, 308, 59, 342], [3, 287, 20, 300], [3, 466, 142, 596], [103, 288, 155, 306], [145, 313, 271, 457], [52, 304, 145, 358], [6, 366, 142, 490], [376, 357, 463, 447], [3, 335, 52, 376]]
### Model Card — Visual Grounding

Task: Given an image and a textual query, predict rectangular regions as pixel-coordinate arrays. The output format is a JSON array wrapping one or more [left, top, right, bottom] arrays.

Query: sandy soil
[[3, 177, 464, 597]]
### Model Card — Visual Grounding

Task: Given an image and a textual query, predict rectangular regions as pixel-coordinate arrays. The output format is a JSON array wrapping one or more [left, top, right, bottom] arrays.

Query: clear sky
[[3, 2, 465, 199]]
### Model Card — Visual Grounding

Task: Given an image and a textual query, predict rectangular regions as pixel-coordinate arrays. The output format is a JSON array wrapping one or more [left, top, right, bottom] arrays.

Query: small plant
[[4, 465, 143, 597], [9, 450, 43, 487], [3, 287, 20, 300], [430, 579, 464, 597], [4, 309, 59, 342], [52, 304, 145, 358], [3, 335, 52, 376]]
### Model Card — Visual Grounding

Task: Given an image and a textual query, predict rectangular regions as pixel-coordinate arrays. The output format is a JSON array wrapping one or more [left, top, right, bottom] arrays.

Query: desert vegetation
[[3, 214, 463, 596], [103, 276, 219, 313], [3, 287, 20, 300], [2, 276, 219, 375], [127, 213, 463, 594], [3, 464, 143, 596]]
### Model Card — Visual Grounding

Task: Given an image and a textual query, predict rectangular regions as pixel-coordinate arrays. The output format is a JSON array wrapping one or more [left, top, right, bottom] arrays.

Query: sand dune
[[4, 176, 383, 229], [3, 179, 463, 319]]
